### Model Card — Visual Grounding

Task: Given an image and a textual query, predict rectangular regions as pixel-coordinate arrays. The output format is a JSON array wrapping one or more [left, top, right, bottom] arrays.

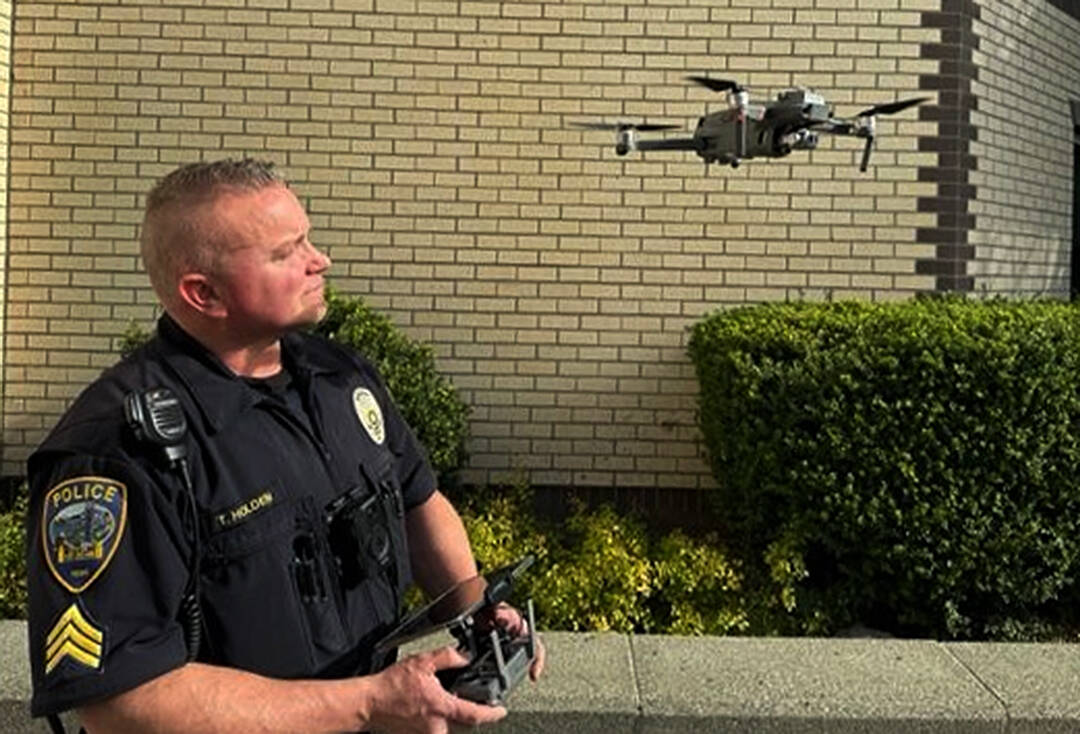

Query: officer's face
[[209, 184, 332, 337]]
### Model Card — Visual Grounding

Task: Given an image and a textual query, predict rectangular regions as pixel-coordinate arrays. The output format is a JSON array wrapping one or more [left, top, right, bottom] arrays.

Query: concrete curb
[[3, 621, 1077, 733]]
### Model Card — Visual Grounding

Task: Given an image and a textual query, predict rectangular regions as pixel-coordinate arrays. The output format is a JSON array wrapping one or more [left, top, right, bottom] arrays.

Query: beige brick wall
[[6, 0, 941, 488], [968, 0, 1080, 295], [0, 0, 9, 448]]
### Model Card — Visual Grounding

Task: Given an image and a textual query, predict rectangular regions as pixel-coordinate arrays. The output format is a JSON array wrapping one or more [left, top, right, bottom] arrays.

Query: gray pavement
[[629, 636, 1004, 733], [949, 643, 1080, 733], [3, 620, 1078, 733]]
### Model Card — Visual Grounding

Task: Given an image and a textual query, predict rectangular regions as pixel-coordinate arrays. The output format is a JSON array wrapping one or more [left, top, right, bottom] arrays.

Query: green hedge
[[0, 490, 27, 619], [688, 298, 1080, 639], [459, 482, 750, 635]]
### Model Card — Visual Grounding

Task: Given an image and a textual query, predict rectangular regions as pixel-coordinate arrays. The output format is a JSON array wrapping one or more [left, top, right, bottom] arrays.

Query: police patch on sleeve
[[45, 601, 105, 676], [352, 387, 385, 445], [42, 476, 127, 594]]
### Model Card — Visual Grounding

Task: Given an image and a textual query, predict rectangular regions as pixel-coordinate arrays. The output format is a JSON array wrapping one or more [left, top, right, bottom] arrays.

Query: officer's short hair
[[140, 158, 286, 306]]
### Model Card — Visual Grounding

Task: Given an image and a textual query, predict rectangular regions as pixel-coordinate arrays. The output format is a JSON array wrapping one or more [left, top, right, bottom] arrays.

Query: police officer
[[25, 159, 544, 733]]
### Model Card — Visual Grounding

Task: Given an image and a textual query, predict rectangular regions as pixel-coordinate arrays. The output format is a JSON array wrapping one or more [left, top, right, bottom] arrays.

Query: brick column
[[916, 0, 979, 292]]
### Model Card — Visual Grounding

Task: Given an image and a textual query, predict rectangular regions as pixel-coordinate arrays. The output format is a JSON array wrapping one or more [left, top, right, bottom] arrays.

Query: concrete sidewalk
[[2, 621, 1077, 732]]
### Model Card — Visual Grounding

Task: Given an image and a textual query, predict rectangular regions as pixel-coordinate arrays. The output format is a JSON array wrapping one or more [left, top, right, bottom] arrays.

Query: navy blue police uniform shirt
[[26, 314, 436, 717]]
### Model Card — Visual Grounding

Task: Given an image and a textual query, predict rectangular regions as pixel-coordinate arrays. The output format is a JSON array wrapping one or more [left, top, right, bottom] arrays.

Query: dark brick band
[[1048, 0, 1080, 22], [917, 0, 980, 292]]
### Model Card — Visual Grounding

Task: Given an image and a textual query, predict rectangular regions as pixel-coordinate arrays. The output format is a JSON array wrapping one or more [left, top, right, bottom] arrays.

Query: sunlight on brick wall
[[3, 1, 1076, 491]]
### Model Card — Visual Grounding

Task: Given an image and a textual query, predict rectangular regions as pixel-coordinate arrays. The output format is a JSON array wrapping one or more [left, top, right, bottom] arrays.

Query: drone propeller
[[570, 121, 681, 132], [856, 97, 930, 118], [685, 76, 744, 94]]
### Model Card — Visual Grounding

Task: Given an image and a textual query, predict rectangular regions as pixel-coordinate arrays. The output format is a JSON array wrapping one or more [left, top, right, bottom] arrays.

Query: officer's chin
[[298, 302, 329, 332]]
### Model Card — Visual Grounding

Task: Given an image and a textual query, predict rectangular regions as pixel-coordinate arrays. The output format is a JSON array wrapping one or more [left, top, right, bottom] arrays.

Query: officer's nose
[[308, 242, 331, 274]]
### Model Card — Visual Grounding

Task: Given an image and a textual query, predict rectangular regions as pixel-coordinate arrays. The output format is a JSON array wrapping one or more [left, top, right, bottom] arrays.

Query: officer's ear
[[177, 272, 228, 319]]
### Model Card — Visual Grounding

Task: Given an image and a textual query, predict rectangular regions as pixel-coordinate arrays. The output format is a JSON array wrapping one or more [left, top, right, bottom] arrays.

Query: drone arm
[[634, 137, 704, 152], [812, 120, 856, 136]]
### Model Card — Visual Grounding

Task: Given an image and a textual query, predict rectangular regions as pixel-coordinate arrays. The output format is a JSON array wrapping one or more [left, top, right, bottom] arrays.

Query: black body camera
[[325, 484, 394, 589]]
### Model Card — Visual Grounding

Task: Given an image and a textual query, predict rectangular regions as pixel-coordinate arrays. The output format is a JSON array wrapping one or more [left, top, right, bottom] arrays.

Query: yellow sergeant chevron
[[45, 603, 103, 675]]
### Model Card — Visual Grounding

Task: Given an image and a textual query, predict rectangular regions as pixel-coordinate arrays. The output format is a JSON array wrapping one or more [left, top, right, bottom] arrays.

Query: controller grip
[[435, 664, 467, 691], [435, 599, 537, 706]]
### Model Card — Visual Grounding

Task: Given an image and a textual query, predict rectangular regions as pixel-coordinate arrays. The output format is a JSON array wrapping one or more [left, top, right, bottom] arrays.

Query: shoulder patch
[[45, 601, 105, 676], [352, 387, 385, 445], [42, 476, 127, 594]]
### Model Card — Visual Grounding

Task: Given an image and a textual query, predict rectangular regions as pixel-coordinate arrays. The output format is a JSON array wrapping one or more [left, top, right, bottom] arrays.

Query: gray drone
[[574, 76, 929, 171]]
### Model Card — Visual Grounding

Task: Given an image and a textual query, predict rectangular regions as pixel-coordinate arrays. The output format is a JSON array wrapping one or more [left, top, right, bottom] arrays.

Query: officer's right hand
[[362, 646, 507, 734]]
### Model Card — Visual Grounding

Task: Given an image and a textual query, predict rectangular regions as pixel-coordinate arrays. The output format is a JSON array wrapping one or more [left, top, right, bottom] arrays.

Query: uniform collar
[[155, 314, 342, 434]]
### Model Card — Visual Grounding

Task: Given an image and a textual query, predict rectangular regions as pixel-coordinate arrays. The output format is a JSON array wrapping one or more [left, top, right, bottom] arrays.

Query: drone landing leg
[[859, 136, 874, 172]]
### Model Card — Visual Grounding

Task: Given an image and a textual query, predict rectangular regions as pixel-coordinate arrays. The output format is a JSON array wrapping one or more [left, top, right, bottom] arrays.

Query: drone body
[[575, 78, 928, 172], [691, 87, 832, 166]]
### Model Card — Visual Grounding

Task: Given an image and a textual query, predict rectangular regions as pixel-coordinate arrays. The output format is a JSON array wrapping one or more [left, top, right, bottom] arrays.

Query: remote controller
[[376, 556, 538, 706], [437, 598, 537, 705]]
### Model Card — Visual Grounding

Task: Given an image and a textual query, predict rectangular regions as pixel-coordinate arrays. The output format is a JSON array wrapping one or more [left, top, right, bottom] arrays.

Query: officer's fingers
[[529, 634, 546, 681], [425, 644, 471, 672], [491, 603, 525, 636], [446, 697, 507, 727]]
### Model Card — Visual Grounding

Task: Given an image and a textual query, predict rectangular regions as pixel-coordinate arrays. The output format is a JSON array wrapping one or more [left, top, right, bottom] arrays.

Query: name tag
[[214, 490, 275, 531]]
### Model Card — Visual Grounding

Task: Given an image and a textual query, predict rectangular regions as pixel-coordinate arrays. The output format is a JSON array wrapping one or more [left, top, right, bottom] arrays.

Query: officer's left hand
[[487, 602, 545, 681]]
